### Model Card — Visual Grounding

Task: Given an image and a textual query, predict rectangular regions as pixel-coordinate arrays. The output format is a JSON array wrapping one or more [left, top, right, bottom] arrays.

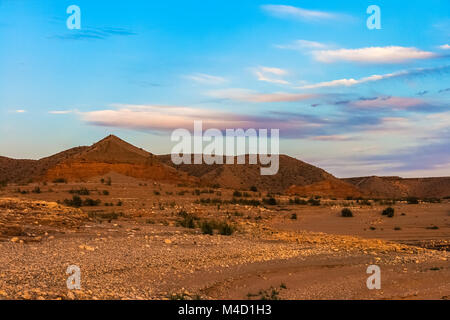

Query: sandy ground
[[0, 177, 449, 300]]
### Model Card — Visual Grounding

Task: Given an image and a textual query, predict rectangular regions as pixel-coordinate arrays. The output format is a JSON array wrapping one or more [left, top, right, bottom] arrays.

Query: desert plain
[[0, 135, 448, 300]]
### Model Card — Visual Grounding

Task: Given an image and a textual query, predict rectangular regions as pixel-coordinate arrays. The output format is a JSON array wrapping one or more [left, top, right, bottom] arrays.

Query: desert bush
[[231, 198, 261, 206], [359, 199, 372, 206], [307, 198, 321, 206], [69, 187, 90, 195], [102, 190, 109, 196], [382, 207, 395, 217], [88, 211, 122, 221], [218, 222, 234, 236], [116, 200, 123, 206], [32, 186, 41, 194], [289, 197, 307, 205], [153, 190, 160, 196], [200, 221, 214, 235], [64, 195, 83, 208], [290, 213, 297, 220], [250, 186, 258, 192], [53, 178, 67, 183], [423, 198, 441, 203], [406, 197, 419, 204], [83, 198, 101, 207], [263, 197, 277, 205], [341, 208, 353, 217], [178, 214, 196, 229], [233, 190, 243, 197]]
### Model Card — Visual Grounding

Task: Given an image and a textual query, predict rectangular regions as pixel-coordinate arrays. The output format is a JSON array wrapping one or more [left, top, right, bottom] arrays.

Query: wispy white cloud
[[298, 66, 450, 89], [350, 97, 425, 109], [253, 66, 289, 84], [49, 110, 73, 114], [309, 135, 353, 141], [313, 46, 437, 64], [80, 104, 323, 133], [185, 73, 227, 85], [15, 109, 26, 113], [440, 44, 450, 50], [262, 4, 341, 22], [276, 39, 328, 50], [206, 88, 318, 102]]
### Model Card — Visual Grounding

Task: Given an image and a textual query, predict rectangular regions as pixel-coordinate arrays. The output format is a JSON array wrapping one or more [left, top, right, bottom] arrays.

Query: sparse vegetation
[[52, 178, 67, 183], [341, 208, 353, 217], [88, 211, 123, 221], [63, 196, 100, 207], [307, 198, 321, 206], [290, 213, 297, 220], [382, 207, 395, 217], [218, 222, 234, 236], [406, 197, 419, 204], [200, 221, 214, 235], [289, 197, 308, 205], [247, 284, 287, 300], [69, 187, 90, 195], [178, 211, 196, 229], [233, 190, 243, 197], [263, 197, 277, 205], [32, 186, 41, 194]]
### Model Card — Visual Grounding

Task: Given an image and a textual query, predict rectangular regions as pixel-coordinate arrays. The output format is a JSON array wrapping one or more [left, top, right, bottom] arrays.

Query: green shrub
[[32, 186, 41, 194], [406, 197, 419, 204], [179, 214, 196, 229], [200, 221, 214, 235], [250, 186, 258, 192], [70, 187, 90, 195], [53, 178, 67, 183], [233, 190, 243, 197], [263, 197, 277, 205], [64, 195, 82, 207], [218, 222, 234, 236], [102, 190, 109, 196], [307, 198, 321, 206], [290, 213, 297, 220], [341, 208, 353, 217], [382, 207, 395, 217], [83, 198, 101, 206]]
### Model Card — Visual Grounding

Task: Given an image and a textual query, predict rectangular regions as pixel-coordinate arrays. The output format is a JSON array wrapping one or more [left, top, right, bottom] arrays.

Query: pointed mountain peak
[[72, 135, 155, 163]]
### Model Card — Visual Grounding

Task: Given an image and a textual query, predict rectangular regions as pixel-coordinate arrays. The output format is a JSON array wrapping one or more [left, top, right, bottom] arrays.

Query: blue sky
[[0, 0, 449, 177]]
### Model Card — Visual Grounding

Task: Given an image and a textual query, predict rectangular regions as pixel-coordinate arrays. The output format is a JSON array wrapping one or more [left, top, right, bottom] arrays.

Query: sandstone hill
[[343, 176, 450, 199], [158, 154, 363, 196]]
